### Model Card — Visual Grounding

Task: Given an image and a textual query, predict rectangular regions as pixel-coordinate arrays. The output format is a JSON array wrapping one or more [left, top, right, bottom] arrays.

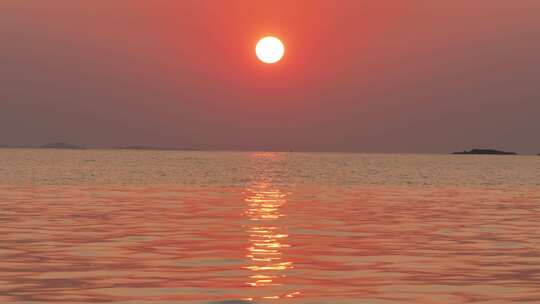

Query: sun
[[256, 36, 285, 64]]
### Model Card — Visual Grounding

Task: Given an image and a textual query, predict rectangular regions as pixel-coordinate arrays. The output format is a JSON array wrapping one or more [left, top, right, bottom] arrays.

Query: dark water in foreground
[[0, 150, 539, 303]]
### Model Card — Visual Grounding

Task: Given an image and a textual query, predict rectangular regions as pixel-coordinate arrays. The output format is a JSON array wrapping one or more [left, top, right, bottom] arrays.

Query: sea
[[0, 149, 539, 303]]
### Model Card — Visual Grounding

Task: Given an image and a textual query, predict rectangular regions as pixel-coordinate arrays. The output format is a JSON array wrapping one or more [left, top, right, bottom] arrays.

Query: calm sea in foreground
[[1, 149, 539, 303]]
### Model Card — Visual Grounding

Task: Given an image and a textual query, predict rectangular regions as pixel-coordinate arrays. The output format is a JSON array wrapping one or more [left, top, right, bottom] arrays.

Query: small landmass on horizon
[[452, 149, 517, 155], [40, 142, 84, 149]]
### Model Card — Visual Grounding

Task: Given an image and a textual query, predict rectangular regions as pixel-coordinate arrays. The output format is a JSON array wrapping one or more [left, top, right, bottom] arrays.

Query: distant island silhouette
[[452, 149, 517, 155], [40, 142, 84, 149]]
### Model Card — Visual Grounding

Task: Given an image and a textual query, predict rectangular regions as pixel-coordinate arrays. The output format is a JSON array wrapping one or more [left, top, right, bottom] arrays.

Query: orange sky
[[1, 1, 539, 152]]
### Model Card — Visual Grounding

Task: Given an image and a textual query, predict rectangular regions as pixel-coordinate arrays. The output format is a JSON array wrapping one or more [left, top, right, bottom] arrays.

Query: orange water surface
[[0, 150, 539, 303]]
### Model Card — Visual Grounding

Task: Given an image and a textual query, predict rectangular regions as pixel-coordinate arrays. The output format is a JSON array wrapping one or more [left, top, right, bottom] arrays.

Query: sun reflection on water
[[243, 154, 300, 300]]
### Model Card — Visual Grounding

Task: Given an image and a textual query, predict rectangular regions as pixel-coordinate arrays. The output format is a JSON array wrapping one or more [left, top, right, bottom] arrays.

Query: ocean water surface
[[0, 149, 539, 303]]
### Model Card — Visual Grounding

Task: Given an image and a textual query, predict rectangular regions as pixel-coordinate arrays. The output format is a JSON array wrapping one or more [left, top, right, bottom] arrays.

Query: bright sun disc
[[256, 36, 285, 64]]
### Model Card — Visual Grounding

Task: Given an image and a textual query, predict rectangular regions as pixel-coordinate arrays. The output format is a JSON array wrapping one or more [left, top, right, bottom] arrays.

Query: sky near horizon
[[1, 1, 539, 153]]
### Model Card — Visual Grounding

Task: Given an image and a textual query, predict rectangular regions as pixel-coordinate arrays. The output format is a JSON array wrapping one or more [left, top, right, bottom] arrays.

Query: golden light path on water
[[242, 153, 300, 301]]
